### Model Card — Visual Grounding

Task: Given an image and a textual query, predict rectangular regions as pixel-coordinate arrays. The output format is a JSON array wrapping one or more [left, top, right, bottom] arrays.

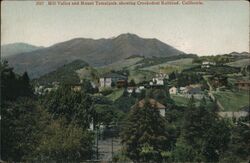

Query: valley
[[2, 33, 250, 162]]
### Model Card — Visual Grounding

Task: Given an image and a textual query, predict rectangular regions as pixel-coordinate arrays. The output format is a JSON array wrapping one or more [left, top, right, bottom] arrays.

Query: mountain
[[228, 51, 249, 56], [6, 33, 185, 78], [1, 43, 44, 57], [34, 60, 89, 85]]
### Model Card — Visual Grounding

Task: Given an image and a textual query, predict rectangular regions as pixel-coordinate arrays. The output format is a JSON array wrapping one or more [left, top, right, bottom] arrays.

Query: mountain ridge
[[1, 43, 44, 57], [6, 33, 185, 78]]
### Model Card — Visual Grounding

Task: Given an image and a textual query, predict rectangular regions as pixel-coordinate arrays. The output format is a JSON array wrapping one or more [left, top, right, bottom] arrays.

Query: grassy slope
[[213, 90, 249, 111], [170, 94, 201, 107], [76, 66, 99, 83], [34, 60, 88, 85], [106, 89, 124, 101], [98, 57, 144, 73], [226, 58, 250, 67], [141, 58, 196, 73], [128, 69, 155, 83]]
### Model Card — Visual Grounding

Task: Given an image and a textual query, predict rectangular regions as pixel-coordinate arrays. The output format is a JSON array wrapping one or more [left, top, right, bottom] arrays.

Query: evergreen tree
[[1, 98, 48, 161], [121, 99, 170, 162], [129, 79, 136, 87], [176, 96, 231, 162]]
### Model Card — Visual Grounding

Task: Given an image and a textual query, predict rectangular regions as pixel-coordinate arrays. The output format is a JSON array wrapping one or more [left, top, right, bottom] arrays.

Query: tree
[[35, 118, 94, 162], [150, 88, 175, 107], [81, 79, 95, 94], [94, 104, 122, 126], [1, 98, 49, 161], [128, 79, 136, 87], [18, 72, 33, 97], [42, 85, 94, 129], [176, 96, 231, 162], [0, 61, 33, 102], [121, 99, 170, 162], [220, 121, 250, 162]]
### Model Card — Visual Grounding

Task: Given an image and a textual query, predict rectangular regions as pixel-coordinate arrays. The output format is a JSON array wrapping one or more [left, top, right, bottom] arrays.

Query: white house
[[202, 61, 216, 68], [127, 87, 134, 93], [139, 86, 145, 90], [152, 77, 164, 85], [169, 86, 177, 95]]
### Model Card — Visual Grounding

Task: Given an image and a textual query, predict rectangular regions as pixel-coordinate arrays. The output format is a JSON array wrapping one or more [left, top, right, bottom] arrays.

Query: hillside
[[34, 60, 89, 85], [6, 33, 185, 78], [1, 43, 44, 57], [226, 58, 250, 67]]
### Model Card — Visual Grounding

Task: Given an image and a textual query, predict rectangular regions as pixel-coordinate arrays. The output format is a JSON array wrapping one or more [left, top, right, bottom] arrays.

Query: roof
[[132, 98, 166, 109], [101, 73, 127, 79]]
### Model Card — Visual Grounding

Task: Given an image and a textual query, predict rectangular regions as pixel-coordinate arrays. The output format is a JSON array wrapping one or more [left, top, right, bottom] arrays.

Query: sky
[[1, 0, 249, 56]]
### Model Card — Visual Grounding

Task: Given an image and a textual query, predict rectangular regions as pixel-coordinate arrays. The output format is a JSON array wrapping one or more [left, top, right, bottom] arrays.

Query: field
[[141, 58, 196, 73], [128, 69, 155, 83], [106, 88, 124, 101], [170, 94, 201, 107], [213, 90, 249, 111], [98, 57, 143, 72], [226, 58, 250, 67]]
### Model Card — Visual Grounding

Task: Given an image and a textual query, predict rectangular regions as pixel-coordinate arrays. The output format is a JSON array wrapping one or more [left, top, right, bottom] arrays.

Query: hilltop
[[6, 33, 185, 78]]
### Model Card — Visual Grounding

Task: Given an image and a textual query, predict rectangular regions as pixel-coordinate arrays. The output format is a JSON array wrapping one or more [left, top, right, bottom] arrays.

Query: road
[[97, 138, 122, 161]]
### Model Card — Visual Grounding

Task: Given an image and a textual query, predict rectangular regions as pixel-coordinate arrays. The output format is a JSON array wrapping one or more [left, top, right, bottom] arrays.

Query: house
[[127, 87, 142, 94], [99, 73, 127, 88], [179, 84, 202, 95], [235, 80, 250, 90], [131, 98, 167, 117], [188, 87, 202, 94], [152, 77, 164, 85], [202, 61, 216, 68], [169, 86, 177, 95], [127, 87, 135, 93], [179, 87, 186, 93], [151, 73, 169, 86], [185, 86, 202, 94], [139, 86, 145, 90]]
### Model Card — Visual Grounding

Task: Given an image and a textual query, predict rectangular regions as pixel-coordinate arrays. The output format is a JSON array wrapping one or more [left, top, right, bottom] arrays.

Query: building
[[235, 80, 250, 90], [152, 73, 169, 85], [99, 73, 127, 88], [202, 61, 216, 68], [179, 84, 202, 95], [127, 87, 135, 93], [179, 87, 186, 94], [131, 98, 167, 117], [169, 86, 177, 95], [185, 86, 202, 94]]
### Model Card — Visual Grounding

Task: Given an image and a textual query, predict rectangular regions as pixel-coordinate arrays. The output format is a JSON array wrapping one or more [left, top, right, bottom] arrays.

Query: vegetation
[[176, 72, 204, 87], [106, 88, 124, 101], [226, 58, 250, 68], [1, 62, 94, 161], [121, 98, 171, 162], [1, 52, 250, 163], [193, 53, 249, 65], [213, 90, 250, 111], [34, 60, 88, 85], [184, 64, 241, 75], [170, 94, 200, 107], [136, 54, 197, 68], [142, 58, 198, 73]]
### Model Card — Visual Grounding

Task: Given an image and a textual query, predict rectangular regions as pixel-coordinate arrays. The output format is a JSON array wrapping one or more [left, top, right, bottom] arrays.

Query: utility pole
[[95, 112, 99, 161], [111, 136, 113, 161]]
